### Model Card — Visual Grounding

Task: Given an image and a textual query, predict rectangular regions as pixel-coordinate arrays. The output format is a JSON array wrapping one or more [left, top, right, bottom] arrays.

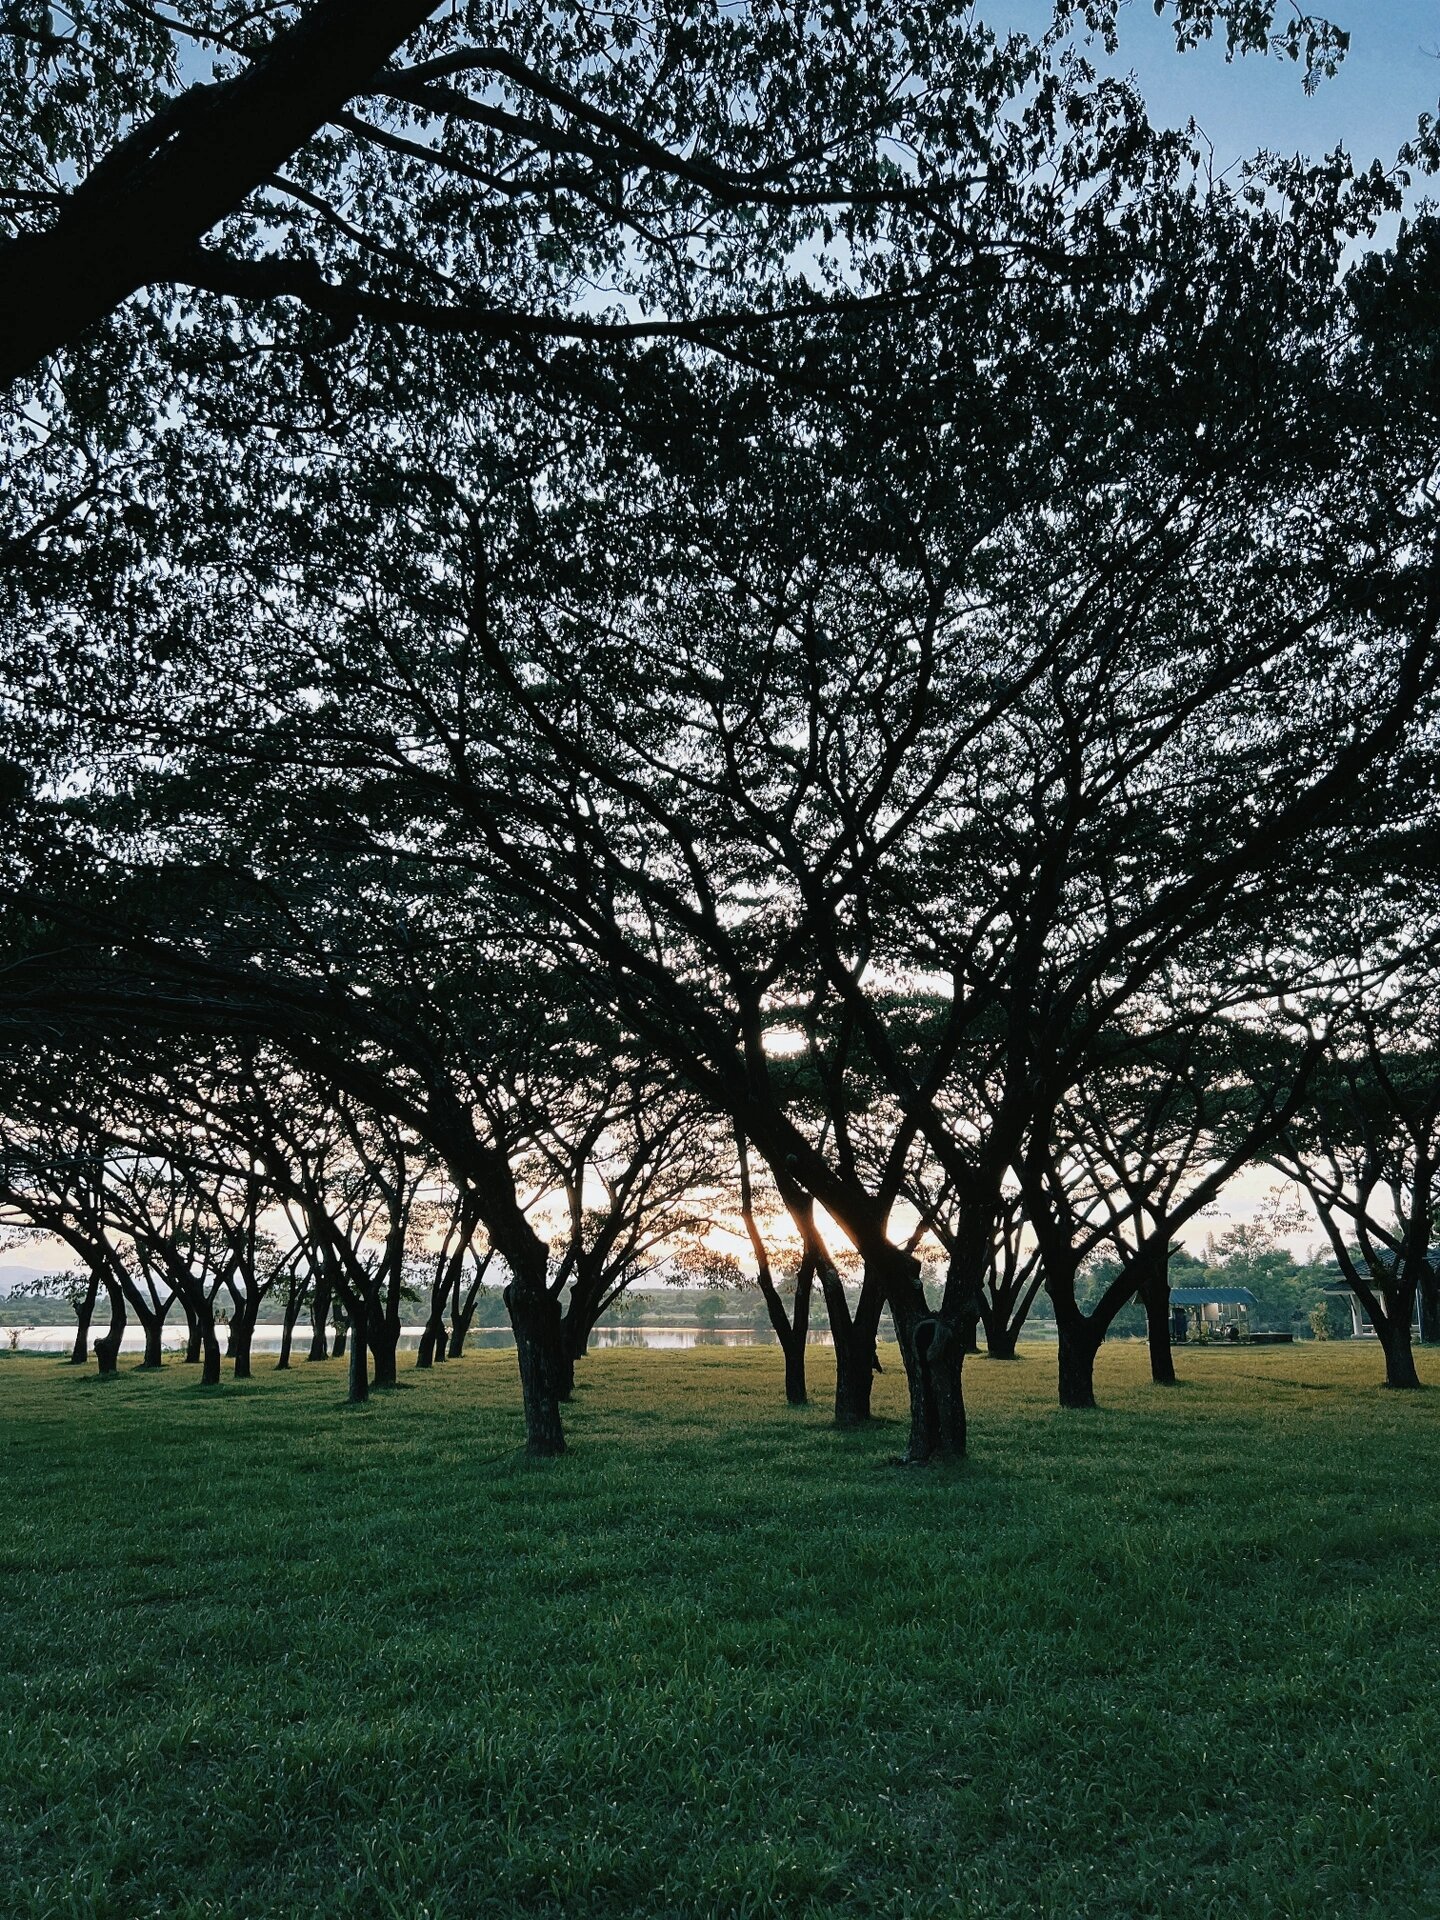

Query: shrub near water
[[3, 1344, 1440, 1918]]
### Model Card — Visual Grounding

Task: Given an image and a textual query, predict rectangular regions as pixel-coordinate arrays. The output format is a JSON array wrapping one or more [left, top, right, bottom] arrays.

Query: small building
[[1169, 1286, 1258, 1342]]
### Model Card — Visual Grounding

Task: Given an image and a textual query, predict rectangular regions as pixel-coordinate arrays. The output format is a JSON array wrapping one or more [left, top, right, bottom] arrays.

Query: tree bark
[[307, 1271, 332, 1360], [92, 1273, 126, 1375], [0, 0, 440, 386], [331, 1321, 347, 1358], [984, 1323, 1019, 1360], [277, 1315, 295, 1371], [199, 1316, 222, 1387], [370, 1319, 399, 1389], [1135, 1245, 1176, 1386], [884, 1252, 966, 1464], [1056, 1314, 1102, 1410], [67, 1268, 100, 1364], [416, 1321, 439, 1368], [139, 1309, 165, 1371], [504, 1277, 566, 1456], [449, 1308, 474, 1358], [231, 1310, 256, 1380], [1379, 1311, 1422, 1390]]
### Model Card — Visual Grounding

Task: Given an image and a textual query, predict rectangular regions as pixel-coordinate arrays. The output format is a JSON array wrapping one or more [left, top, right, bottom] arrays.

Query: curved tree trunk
[[415, 1320, 439, 1368], [92, 1274, 126, 1375], [67, 1268, 100, 1365]]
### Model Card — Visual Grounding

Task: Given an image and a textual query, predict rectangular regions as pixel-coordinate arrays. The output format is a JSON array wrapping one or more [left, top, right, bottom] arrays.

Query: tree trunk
[[370, 1320, 399, 1389], [1136, 1250, 1177, 1387], [416, 1320, 439, 1368], [67, 1268, 100, 1364], [199, 1317, 222, 1387], [277, 1316, 295, 1370], [883, 1249, 966, 1464], [820, 1262, 880, 1427], [449, 1309, 473, 1358], [231, 1313, 255, 1380], [902, 1317, 968, 1462], [984, 1321, 1019, 1360], [181, 1298, 202, 1365], [92, 1274, 126, 1375], [435, 1323, 449, 1361], [139, 1309, 164, 1370], [1056, 1314, 1102, 1410], [781, 1332, 808, 1406], [348, 1317, 369, 1403], [331, 1321, 347, 1358], [1379, 1309, 1422, 1390], [504, 1278, 566, 1456], [307, 1273, 332, 1361]]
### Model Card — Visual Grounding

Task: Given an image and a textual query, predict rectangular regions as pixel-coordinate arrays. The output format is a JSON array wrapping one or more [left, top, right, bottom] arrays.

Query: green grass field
[[3, 1343, 1440, 1919]]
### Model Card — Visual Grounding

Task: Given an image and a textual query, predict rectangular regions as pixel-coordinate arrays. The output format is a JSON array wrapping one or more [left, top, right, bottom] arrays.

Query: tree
[[1268, 970, 1440, 1388]]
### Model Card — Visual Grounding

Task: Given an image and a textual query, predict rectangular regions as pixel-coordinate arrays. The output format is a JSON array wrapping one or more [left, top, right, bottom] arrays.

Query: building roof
[[1170, 1287, 1258, 1306]]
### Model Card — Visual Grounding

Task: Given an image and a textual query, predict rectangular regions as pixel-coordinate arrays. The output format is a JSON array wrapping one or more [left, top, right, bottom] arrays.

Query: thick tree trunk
[[231, 1312, 255, 1380], [370, 1320, 399, 1389], [348, 1318, 369, 1403], [92, 1275, 126, 1375], [139, 1309, 164, 1370], [199, 1318, 222, 1387], [819, 1261, 880, 1427], [331, 1321, 347, 1358], [415, 1320, 440, 1368], [1379, 1311, 1422, 1390], [1056, 1315, 1102, 1410], [434, 1324, 449, 1361], [884, 1250, 966, 1464], [67, 1268, 100, 1365], [449, 1309, 474, 1358], [504, 1278, 566, 1456], [984, 1321, 1020, 1360]]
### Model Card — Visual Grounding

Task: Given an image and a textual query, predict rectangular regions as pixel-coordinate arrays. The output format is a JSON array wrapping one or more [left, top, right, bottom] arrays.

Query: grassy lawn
[[3, 1343, 1439, 1919]]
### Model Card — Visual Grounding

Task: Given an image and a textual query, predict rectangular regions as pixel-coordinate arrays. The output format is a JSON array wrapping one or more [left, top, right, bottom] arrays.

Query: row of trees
[[3, 2, 1439, 1457], [3, 955, 1437, 1433]]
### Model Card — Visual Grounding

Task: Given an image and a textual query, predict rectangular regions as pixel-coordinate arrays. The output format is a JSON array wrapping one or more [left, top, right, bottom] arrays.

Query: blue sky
[[1087, 1, 1439, 174]]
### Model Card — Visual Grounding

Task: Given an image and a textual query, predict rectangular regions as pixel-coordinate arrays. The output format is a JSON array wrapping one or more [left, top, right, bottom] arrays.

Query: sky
[[1064, 0, 1439, 182]]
